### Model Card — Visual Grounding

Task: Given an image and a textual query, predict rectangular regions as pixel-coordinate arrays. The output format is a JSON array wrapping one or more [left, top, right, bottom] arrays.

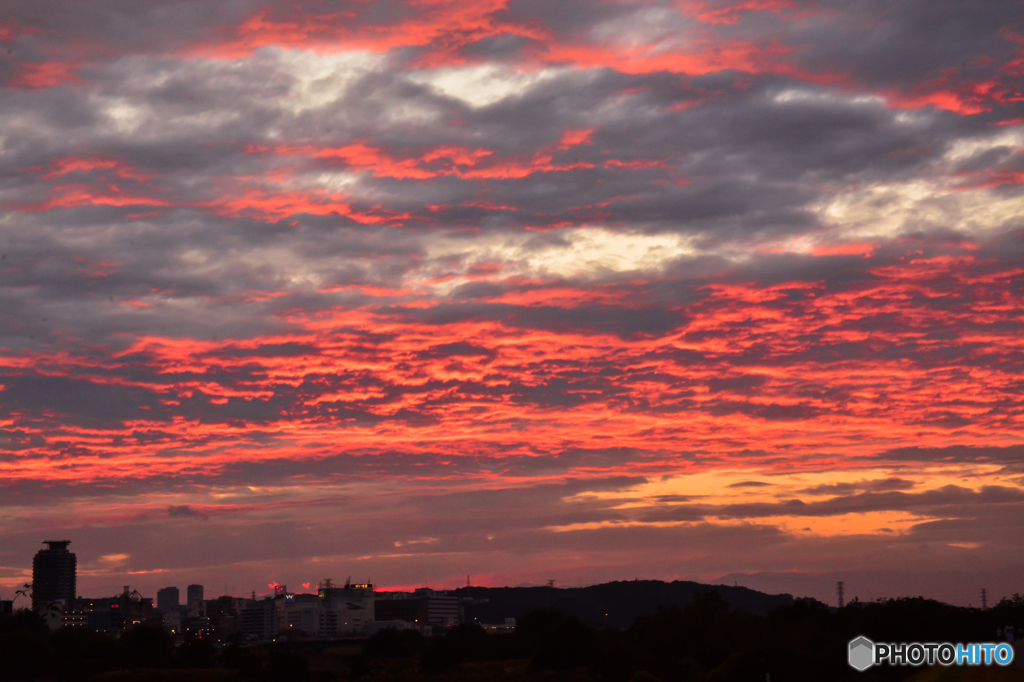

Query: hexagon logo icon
[[848, 636, 874, 671]]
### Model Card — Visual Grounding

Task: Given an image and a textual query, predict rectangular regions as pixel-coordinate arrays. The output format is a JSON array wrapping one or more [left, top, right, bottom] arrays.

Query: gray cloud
[[168, 505, 207, 520]]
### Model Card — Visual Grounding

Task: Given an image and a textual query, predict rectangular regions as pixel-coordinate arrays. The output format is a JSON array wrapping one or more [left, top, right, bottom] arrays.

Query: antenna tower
[[981, 588, 988, 610], [836, 581, 845, 608]]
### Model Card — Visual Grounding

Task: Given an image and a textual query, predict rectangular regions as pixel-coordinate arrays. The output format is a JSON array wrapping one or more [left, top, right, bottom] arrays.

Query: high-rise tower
[[32, 540, 76, 611], [187, 584, 204, 606], [157, 586, 180, 612]]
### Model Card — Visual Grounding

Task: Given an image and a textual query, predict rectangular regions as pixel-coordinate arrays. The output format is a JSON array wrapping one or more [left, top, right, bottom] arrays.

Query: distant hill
[[454, 579, 796, 630]]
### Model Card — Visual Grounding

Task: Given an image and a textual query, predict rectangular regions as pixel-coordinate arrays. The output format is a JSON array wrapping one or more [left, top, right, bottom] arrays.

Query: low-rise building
[[76, 587, 154, 633], [374, 588, 459, 629], [481, 617, 517, 633], [365, 619, 428, 636], [240, 597, 277, 641], [277, 592, 320, 637], [162, 608, 181, 636], [318, 580, 375, 636]]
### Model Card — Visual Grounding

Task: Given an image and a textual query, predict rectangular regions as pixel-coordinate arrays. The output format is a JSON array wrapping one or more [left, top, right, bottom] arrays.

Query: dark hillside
[[455, 579, 796, 629]]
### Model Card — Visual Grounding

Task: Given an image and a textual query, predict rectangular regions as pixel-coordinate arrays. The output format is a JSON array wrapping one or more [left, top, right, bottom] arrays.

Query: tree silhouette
[[12, 584, 31, 609]]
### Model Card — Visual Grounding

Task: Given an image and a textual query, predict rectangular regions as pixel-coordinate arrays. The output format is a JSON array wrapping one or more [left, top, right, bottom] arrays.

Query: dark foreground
[[2, 593, 1022, 682]]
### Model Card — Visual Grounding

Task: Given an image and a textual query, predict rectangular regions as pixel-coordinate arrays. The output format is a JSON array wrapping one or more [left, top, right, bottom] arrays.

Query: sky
[[1, 0, 1023, 608]]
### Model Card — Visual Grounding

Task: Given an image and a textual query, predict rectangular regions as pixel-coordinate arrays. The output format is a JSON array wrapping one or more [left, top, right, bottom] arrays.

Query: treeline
[[2, 592, 1022, 682], [0, 610, 246, 681], [353, 593, 1024, 682]]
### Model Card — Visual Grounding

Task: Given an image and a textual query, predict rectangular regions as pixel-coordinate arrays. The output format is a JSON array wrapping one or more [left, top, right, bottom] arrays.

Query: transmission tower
[[981, 588, 987, 610], [836, 581, 845, 608]]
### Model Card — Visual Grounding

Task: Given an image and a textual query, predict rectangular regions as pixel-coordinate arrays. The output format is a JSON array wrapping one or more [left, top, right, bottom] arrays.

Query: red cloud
[[9, 61, 82, 88], [3, 243, 1022, 488]]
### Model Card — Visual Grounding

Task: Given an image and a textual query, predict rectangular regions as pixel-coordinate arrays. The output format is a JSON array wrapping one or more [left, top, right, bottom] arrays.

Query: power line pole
[[837, 581, 845, 609]]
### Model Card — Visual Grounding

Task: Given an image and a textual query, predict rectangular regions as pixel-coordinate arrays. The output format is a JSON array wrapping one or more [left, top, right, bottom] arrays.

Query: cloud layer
[[1, 0, 1022, 605]]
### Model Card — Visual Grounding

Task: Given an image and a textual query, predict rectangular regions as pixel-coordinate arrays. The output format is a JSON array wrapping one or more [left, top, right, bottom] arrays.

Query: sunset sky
[[1, 0, 1023, 607]]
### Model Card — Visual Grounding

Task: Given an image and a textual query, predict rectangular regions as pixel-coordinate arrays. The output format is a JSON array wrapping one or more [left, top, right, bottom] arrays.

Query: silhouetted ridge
[[455, 579, 795, 629]]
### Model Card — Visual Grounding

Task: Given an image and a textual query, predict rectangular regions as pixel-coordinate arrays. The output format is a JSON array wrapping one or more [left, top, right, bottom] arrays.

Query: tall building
[[187, 584, 204, 606], [32, 540, 76, 611], [157, 586, 179, 612]]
